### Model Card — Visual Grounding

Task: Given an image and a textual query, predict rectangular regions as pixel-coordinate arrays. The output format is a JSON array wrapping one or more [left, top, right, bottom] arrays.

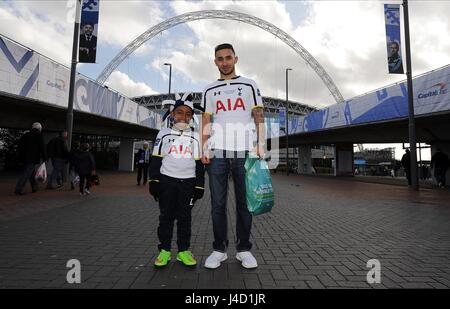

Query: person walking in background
[[431, 149, 450, 188], [46, 131, 69, 189], [69, 141, 81, 190], [401, 149, 411, 186], [136, 141, 151, 186], [14, 122, 47, 196], [71, 143, 96, 196]]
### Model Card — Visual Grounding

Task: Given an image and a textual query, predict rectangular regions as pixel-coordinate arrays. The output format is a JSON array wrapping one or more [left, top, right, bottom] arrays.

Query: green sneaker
[[154, 249, 171, 267], [177, 251, 197, 266]]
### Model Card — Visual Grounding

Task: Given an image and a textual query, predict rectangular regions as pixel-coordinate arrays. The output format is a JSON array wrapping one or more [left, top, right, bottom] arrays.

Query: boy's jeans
[[207, 150, 252, 252]]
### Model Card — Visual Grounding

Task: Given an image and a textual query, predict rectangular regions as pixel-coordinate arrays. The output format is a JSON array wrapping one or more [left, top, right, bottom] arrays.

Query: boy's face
[[171, 105, 193, 124]]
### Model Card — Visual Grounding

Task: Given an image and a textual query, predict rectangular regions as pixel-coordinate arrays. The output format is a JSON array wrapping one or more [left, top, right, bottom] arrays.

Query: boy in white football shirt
[[149, 93, 205, 267]]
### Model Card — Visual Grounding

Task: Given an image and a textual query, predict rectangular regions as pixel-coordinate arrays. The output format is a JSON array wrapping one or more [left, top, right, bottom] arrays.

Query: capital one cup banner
[[384, 4, 404, 74], [79, 0, 100, 63], [292, 64, 450, 136]]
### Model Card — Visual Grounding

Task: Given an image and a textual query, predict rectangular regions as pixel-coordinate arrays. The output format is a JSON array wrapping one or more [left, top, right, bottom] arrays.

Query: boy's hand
[[193, 187, 204, 203], [148, 181, 160, 201]]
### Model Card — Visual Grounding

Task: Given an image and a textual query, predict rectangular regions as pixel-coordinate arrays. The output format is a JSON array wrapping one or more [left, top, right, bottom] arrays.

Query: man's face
[[143, 144, 148, 150], [214, 48, 238, 76], [62, 131, 68, 139], [83, 24, 93, 36], [390, 43, 399, 55], [171, 105, 193, 124]]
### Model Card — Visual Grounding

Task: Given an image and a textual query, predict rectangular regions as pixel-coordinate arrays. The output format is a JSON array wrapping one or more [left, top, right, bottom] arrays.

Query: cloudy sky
[[1, 0, 449, 159]]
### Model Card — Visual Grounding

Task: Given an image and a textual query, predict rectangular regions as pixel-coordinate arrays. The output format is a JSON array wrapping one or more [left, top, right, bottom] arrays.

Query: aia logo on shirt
[[168, 141, 193, 158], [216, 97, 246, 114]]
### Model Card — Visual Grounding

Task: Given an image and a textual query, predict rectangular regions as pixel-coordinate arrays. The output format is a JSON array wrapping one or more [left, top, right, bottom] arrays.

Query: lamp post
[[66, 0, 81, 153], [286, 68, 292, 176], [164, 63, 172, 96], [403, 0, 419, 190]]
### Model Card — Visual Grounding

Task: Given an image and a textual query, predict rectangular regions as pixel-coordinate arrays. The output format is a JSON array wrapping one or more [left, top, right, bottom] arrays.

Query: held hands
[[201, 148, 211, 165], [148, 181, 160, 201]]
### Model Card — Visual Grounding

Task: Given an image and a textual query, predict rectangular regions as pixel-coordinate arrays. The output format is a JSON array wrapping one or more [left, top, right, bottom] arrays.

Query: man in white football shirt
[[201, 43, 265, 269]]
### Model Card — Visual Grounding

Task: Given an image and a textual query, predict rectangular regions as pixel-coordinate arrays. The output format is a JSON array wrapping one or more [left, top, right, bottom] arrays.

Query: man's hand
[[257, 144, 265, 159], [253, 144, 265, 159]]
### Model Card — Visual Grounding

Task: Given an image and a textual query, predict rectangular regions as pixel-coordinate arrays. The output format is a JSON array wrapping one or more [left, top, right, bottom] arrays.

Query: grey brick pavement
[[0, 172, 449, 289]]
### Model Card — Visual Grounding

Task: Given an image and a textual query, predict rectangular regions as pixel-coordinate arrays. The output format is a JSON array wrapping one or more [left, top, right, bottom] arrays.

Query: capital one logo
[[417, 82, 448, 99]]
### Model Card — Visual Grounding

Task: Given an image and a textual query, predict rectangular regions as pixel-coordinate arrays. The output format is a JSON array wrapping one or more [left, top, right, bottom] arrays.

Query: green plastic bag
[[244, 155, 274, 216]]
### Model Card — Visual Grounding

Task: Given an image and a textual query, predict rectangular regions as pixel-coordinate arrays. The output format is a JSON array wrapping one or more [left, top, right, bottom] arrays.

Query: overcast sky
[[1, 0, 449, 159]]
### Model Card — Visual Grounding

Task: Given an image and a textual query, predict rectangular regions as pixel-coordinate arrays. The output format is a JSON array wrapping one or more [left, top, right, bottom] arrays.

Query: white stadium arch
[[96, 10, 345, 104]]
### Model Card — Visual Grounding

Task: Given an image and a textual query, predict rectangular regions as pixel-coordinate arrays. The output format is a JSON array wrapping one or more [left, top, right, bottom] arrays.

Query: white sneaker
[[204, 251, 228, 269], [84, 189, 90, 195], [236, 251, 258, 269]]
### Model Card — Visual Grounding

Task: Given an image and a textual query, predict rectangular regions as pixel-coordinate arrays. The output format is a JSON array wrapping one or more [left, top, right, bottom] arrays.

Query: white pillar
[[334, 143, 354, 176], [298, 145, 312, 174], [118, 138, 135, 172]]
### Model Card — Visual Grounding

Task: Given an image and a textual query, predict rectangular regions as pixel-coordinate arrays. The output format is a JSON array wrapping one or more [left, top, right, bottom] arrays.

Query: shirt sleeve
[[251, 79, 264, 109], [193, 132, 201, 160], [152, 131, 164, 157], [202, 86, 213, 115]]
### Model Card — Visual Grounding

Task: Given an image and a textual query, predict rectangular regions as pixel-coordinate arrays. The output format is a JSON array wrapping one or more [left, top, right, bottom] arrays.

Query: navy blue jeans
[[47, 158, 65, 188], [207, 150, 252, 252]]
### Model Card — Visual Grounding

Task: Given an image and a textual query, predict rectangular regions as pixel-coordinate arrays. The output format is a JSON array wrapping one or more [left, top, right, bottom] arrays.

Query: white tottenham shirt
[[152, 127, 201, 179], [202, 76, 264, 151]]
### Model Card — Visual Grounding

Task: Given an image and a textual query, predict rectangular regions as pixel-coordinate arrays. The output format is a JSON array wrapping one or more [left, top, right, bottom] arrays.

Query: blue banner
[[79, 0, 100, 63], [279, 107, 286, 131], [384, 4, 404, 74]]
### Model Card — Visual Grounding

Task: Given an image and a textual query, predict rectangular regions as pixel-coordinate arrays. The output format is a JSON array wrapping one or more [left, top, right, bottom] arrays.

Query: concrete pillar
[[334, 143, 354, 176], [297, 145, 313, 174], [118, 138, 135, 172], [430, 142, 450, 187]]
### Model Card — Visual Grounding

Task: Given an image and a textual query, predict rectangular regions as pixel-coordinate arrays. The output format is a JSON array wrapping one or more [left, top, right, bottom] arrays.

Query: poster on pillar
[[79, 0, 100, 63], [384, 4, 404, 74], [279, 107, 286, 133]]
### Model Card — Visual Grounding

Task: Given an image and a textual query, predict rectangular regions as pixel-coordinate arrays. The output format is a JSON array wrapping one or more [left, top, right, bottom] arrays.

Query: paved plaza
[[0, 171, 449, 289]]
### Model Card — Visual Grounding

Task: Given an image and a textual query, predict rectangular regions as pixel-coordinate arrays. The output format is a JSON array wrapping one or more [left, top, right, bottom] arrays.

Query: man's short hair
[[390, 41, 399, 48], [215, 43, 235, 55], [83, 22, 94, 28]]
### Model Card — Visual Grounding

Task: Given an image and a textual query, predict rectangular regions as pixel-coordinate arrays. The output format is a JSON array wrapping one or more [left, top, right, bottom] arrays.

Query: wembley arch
[[96, 10, 345, 104]]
